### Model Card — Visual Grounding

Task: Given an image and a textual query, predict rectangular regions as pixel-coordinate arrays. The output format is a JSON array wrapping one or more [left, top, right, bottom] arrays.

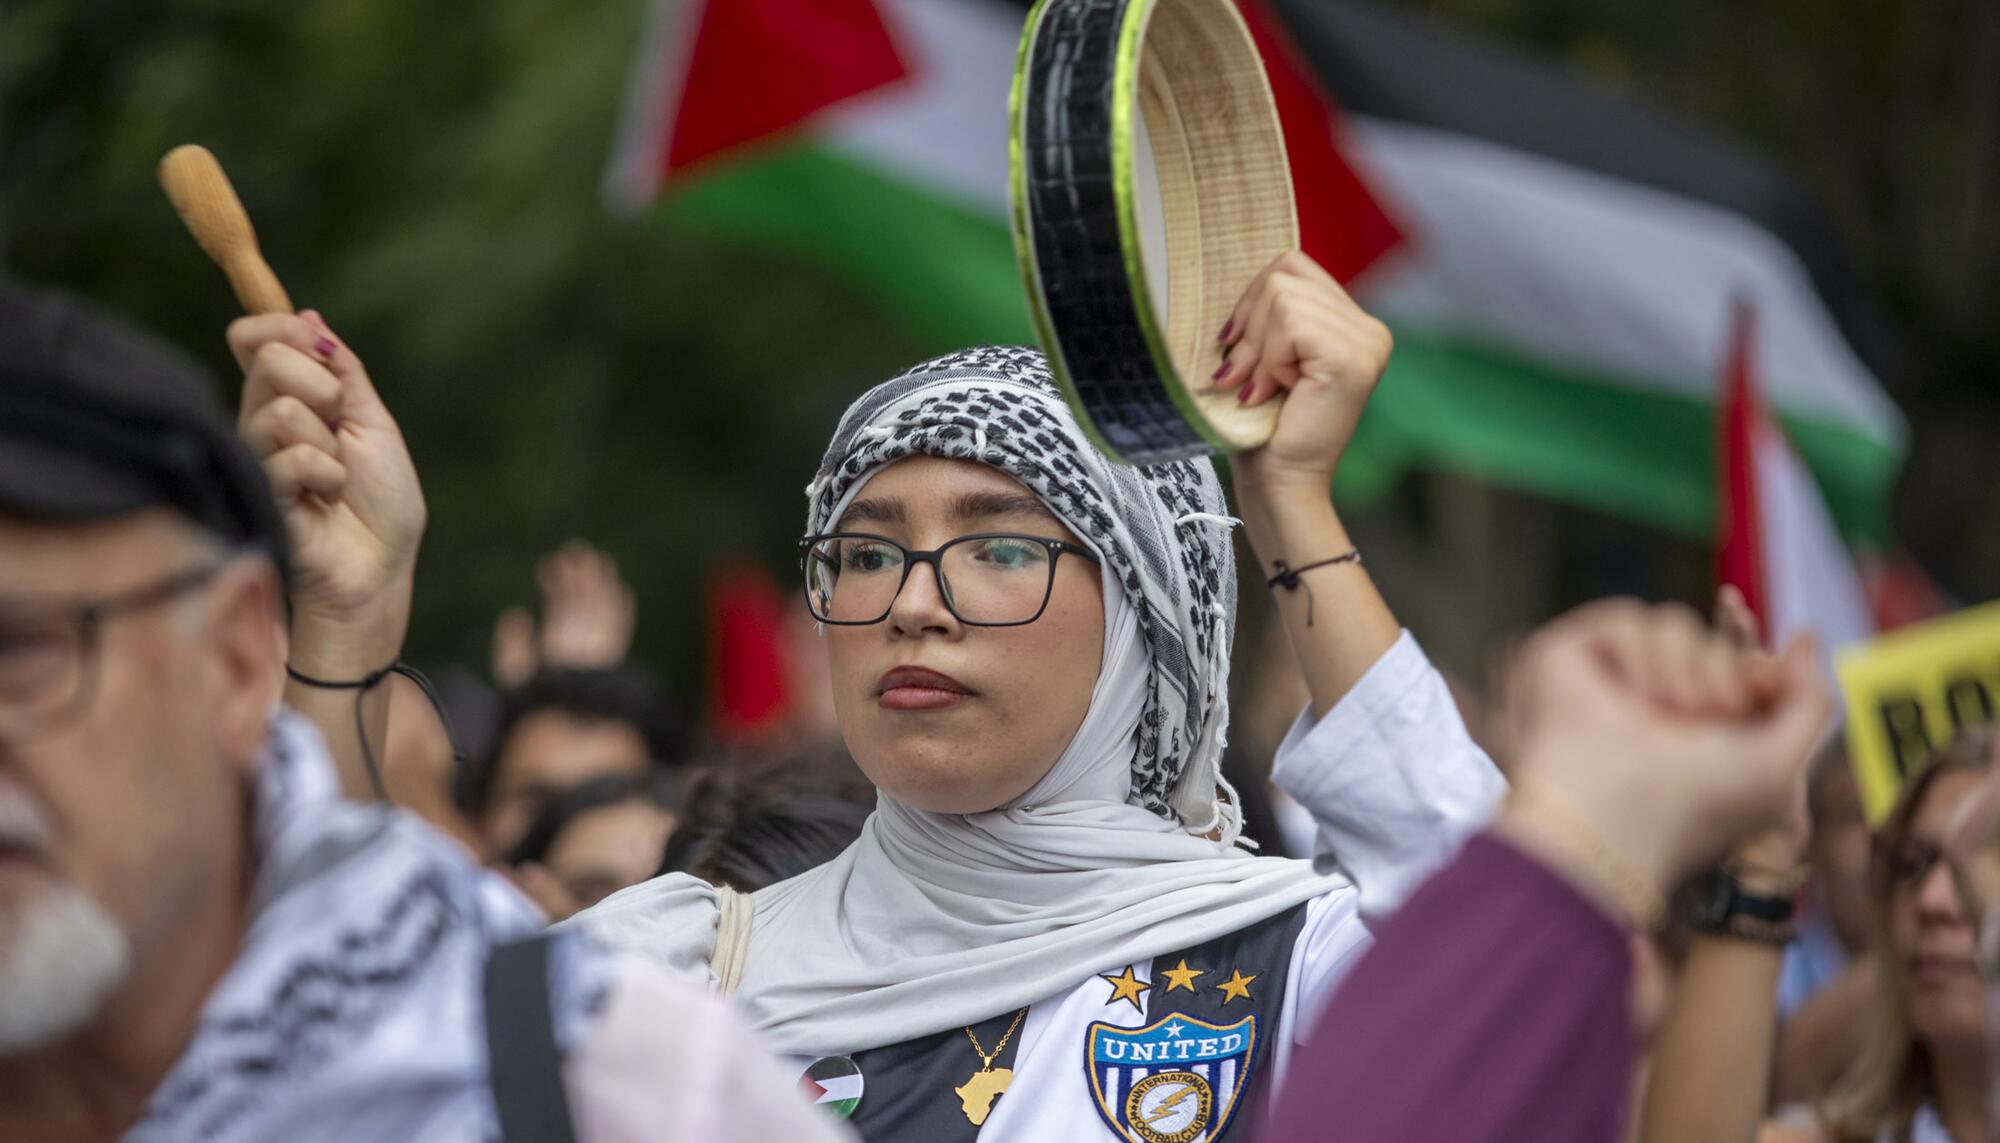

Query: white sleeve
[[1269, 630, 1505, 921], [567, 955, 857, 1143]]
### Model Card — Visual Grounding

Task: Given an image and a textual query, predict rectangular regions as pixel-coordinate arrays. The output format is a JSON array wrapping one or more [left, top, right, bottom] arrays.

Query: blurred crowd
[[402, 537, 876, 922]]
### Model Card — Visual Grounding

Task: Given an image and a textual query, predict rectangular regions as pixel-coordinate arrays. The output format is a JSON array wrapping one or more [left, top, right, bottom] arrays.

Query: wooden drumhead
[[1011, 0, 1296, 465]]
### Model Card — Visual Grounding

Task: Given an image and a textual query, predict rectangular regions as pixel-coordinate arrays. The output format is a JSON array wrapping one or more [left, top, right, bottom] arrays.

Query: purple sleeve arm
[[1260, 832, 1636, 1143]]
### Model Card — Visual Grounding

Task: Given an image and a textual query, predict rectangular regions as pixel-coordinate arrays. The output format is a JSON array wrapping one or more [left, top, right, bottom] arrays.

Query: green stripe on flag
[[1343, 331, 1899, 545], [656, 144, 1034, 349]]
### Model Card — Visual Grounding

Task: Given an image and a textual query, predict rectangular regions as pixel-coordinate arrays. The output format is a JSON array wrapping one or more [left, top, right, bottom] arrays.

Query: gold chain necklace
[[952, 1007, 1029, 1127]]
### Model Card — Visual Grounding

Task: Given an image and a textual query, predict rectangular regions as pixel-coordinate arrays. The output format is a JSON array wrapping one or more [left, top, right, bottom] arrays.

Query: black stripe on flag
[[1264, 0, 1906, 390]]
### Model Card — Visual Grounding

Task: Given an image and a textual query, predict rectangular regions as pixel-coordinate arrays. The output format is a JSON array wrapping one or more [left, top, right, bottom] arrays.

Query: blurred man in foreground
[[0, 282, 846, 1142]]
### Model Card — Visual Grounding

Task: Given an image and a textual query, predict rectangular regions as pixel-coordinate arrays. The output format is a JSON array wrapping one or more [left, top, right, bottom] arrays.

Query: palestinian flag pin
[[799, 1055, 864, 1119]]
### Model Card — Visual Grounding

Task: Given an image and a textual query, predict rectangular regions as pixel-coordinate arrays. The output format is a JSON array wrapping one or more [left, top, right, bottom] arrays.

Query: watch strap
[[1691, 868, 1799, 932]]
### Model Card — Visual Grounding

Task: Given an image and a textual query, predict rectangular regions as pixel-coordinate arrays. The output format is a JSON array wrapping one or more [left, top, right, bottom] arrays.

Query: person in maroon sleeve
[[1261, 598, 1832, 1143]]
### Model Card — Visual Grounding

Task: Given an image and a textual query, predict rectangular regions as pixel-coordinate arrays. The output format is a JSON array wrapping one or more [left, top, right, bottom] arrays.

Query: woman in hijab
[[577, 252, 1504, 1140]]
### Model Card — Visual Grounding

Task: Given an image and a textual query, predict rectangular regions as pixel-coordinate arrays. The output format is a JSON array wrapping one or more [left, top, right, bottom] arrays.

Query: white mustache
[[0, 782, 53, 852]]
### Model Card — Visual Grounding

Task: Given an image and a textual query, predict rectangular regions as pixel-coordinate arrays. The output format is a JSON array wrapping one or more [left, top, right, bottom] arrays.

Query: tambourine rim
[[1011, 0, 1281, 464], [1008, 0, 1129, 463], [1108, 0, 1240, 458]]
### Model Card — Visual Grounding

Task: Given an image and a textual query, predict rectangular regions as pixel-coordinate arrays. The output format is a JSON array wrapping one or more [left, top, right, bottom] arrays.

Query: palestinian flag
[[609, 0, 1903, 541], [1717, 302, 1872, 665], [798, 1055, 864, 1118]]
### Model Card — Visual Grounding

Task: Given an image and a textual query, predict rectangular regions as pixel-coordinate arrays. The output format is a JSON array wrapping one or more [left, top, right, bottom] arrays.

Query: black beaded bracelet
[[1707, 915, 1798, 947], [285, 660, 463, 803], [1266, 550, 1363, 627]]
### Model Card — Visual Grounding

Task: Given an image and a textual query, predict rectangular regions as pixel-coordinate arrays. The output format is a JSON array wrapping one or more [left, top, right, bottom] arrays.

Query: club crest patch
[[1085, 1013, 1256, 1143]]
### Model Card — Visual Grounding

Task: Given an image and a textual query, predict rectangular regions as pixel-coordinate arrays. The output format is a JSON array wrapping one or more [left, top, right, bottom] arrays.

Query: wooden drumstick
[[157, 145, 293, 315]]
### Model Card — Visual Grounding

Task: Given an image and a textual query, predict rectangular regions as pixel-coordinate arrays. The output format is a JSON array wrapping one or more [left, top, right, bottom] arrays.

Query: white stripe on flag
[[1756, 420, 1873, 660], [604, 0, 705, 208], [1343, 115, 1903, 445], [814, 1073, 864, 1104], [822, 0, 1019, 214]]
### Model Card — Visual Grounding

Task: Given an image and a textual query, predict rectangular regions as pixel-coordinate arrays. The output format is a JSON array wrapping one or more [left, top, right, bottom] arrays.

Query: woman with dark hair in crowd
[[505, 773, 682, 921], [461, 665, 690, 857], [659, 792, 871, 893]]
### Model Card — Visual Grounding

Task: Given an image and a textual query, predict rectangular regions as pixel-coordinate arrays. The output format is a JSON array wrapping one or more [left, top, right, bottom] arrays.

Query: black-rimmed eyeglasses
[[1880, 836, 1945, 890], [0, 563, 224, 740], [800, 532, 1099, 627]]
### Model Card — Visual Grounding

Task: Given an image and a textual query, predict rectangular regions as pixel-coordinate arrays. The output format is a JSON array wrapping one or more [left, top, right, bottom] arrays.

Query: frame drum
[[1010, 0, 1297, 465]]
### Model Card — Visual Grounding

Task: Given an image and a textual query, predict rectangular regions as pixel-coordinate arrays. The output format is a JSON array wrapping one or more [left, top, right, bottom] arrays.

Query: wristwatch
[[1690, 868, 1799, 945]]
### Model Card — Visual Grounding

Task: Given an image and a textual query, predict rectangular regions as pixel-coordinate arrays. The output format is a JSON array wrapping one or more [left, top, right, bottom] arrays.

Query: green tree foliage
[[1, 0, 928, 688]]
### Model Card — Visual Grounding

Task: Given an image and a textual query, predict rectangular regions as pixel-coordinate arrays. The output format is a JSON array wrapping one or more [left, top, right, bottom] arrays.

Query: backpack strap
[[483, 933, 578, 1143], [710, 884, 753, 996]]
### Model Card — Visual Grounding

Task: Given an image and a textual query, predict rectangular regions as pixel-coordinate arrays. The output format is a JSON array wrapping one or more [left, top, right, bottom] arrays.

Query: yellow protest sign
[[1838, 600, 2000, 823]]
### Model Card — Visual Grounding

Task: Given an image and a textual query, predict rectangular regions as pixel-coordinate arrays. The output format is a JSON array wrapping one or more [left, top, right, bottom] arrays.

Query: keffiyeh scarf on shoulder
[[581, 348, 1343, 1055], [130, 713, 606, 1143]]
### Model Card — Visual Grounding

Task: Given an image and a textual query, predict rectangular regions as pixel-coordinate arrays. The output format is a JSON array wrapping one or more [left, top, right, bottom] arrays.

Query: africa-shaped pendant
[[954, 1065, 1013, 1126]]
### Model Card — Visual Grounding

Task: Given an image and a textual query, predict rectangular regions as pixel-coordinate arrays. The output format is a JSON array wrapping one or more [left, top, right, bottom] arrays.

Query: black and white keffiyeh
[[582, 348, 1342, 1055], [129, 713, 606, 1143]]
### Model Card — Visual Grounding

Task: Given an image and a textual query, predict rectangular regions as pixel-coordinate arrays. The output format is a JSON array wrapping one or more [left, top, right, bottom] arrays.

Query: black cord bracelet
[[286, 662, 398, 691], [286, 661, 465, 803], [1266, 550, 1363, 627]]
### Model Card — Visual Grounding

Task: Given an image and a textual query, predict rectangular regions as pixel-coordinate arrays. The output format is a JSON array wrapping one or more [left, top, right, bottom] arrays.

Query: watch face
[[1692, 873, 1734, 928]]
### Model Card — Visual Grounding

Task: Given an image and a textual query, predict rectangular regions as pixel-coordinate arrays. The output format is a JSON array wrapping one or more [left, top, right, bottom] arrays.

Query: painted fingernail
[[1218, 318, 1236, 342], [1212, 359, 1232, 382], [313, 336, 337, 359], [1237, 384, 1253, 405], [302, 308, 337, 339]]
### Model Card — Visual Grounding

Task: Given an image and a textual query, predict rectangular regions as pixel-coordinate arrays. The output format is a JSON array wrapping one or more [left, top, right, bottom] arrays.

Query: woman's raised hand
[[1215, 250, 1392, 499], [228, 310, 425, 676], [1216, 251, 1401, 711]]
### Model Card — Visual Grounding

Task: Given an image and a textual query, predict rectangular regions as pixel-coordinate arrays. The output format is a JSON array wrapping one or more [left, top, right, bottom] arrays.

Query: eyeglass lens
[[0, 605, 87, 733]]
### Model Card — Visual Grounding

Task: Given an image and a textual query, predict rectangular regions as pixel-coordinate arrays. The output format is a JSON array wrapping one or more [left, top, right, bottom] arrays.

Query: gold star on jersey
[[1160, 959, 1205, 993], [1100, 965, 1149, 1012], [1215, 970, 1256, 1004]]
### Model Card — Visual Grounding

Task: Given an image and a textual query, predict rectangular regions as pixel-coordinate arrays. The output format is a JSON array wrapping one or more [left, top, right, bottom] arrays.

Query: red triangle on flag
[[666, 0, 912, 178], [1236, 0, 1408, 286]]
